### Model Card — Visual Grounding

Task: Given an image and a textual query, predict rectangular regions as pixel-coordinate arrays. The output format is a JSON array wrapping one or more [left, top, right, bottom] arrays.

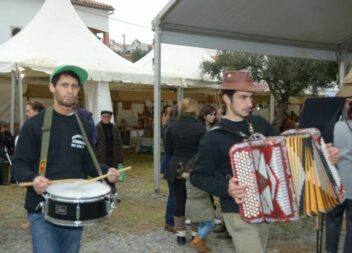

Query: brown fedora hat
[[220, 70, 267, 92]]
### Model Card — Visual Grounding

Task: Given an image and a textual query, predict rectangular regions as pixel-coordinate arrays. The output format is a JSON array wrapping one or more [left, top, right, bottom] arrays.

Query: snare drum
[[42, 180, 116, 227]]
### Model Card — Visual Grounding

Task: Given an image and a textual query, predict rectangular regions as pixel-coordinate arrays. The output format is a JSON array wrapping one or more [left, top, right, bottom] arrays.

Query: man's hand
[[107, 168, 119, 183], [33, 176, 49, 194], [227, 177, 248, 204], [326, 143, 340, 165]]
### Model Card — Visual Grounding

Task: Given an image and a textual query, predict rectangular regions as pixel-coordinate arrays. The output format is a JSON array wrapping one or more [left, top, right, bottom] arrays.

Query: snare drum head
[[47, 181, 111, 199]]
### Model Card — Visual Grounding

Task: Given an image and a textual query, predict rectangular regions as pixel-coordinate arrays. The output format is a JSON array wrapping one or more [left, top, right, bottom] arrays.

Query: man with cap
[[95, 110, 123, 168], [13, 65, 119, 253], [190, 69, 277, 253]]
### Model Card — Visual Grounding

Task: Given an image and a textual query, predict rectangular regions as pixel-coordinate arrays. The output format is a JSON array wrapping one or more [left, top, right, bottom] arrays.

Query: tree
[[201, 51, 338, 129]]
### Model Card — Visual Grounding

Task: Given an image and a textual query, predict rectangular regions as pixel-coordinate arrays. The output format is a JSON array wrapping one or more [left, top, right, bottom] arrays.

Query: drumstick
[[18, 178, 81, 187], [18, 166, 132, 188], [75, 166, 132, 187]]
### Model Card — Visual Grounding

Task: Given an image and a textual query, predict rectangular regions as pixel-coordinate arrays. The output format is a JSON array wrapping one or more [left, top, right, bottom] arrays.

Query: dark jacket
[[190, 115, 279, 213], [164, 114, 206, 181], [95, 121, 123, 167]]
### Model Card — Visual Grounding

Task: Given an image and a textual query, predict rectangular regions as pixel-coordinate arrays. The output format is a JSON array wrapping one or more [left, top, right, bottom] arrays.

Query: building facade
[[0, 0, 114, 45]]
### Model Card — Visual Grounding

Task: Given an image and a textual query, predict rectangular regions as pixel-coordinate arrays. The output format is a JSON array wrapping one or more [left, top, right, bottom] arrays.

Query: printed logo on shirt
[[71, 134, 86, 149]]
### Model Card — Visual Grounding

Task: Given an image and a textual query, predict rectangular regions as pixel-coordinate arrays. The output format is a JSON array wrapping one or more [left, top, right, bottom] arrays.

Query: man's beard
[[55, 93, 75, 108]]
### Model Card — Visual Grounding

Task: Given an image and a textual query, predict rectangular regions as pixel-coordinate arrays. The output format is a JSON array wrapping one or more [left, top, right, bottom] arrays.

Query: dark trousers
[[165, 179, 175, 225], [325, 199, 352, 253], [0, 157, 3, 184], [173, 178, 186, 217]]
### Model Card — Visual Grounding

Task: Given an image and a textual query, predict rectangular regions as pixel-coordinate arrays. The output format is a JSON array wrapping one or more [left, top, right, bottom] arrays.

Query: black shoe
[[177, 236, 186, 245], [217, 230, 232, 239], [212, 224, 226, 233]]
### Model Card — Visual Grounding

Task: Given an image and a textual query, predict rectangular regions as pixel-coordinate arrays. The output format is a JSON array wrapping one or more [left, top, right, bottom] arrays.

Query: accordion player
[[229, 128, 344, 223]]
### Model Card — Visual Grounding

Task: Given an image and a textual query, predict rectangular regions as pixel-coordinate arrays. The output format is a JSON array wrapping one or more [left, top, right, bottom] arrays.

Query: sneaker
[[216, 230, 232, 239], [185, 219, 192, 225], [176, 236, 186, 245], [164, 224, 176, 233], [190, 236, 212, 253]]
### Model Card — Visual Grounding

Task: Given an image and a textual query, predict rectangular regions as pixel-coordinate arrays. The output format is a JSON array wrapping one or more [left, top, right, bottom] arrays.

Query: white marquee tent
[[0, 0, 149, 127], [135, 44, 215, 87]]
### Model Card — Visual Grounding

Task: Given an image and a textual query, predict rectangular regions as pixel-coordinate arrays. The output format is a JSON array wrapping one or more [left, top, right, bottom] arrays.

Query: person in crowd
[[185, 161, 214, 252], [325, 101, 352, 253], [190, 69, 340, 253], [198, 104, 217, 132], [95, 110, 123, 167], [161, 104, 177, 233], [164, 98, 206, 245], [198, 104, 230, 238], [162, 105, 173, 127], [0, 120, 14, 184], [12, 65, 119, 253], [25, 100, 45, 119], [15, 100, 46, 147], [190, 70, 280, 253], [12, 100, 45, 186], [280, 113, 296, 132]]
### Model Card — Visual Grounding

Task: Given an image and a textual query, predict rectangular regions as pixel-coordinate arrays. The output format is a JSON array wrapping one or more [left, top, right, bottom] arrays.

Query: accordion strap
[[210, 125, 249, 139], [345, 120, 352, 134]]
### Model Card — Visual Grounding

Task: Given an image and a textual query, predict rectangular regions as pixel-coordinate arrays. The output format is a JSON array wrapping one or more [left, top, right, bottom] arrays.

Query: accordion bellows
[[229, 128, 344, 223]]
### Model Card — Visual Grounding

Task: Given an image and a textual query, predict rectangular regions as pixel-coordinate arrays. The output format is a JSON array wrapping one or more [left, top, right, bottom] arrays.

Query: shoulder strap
[[345, 120, 352, 134], [39, 107, 53, 176], [210, 125, 249, 139], [74, 112, 103, 176]]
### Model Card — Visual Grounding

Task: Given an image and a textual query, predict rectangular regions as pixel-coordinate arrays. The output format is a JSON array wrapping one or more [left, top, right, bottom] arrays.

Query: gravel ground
[[0, 151, 346, 253]]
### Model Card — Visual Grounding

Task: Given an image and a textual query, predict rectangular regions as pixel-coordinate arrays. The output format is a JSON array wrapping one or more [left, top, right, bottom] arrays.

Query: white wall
[[0, 0, 110, 45], [115, 102, 144, 127]]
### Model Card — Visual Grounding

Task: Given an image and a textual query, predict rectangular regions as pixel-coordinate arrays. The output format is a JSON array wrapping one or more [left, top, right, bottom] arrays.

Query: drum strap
[[39, 107, 102, 177], [74, 111, 102, 176], [39, 106, 53, 176]]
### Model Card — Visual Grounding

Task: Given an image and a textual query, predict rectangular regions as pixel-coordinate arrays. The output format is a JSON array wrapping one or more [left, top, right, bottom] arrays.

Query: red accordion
[[229, 128, 344, 223]]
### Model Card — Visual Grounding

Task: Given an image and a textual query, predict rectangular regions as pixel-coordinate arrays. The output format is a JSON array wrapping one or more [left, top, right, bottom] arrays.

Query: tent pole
[[18, 70, 24, 128], [338, 49, 347, 88], [177, 86, 184, 103], [10, 71, 16, 134], [153, 27, 162, 193]]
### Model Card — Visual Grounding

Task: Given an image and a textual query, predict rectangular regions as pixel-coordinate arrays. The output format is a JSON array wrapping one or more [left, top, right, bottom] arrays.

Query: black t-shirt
[[13, 109, 109, 212]]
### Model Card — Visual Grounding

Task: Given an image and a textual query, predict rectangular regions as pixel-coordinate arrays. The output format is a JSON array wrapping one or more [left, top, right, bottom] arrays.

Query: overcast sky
[[100, 0, 170, 44]]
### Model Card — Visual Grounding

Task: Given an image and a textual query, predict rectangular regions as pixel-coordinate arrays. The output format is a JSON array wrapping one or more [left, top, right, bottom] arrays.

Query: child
[[184, 170, 214, 253]]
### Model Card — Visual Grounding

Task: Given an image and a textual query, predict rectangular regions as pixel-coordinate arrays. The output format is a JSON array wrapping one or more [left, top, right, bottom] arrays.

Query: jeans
[[325, 199, 352, 253], [28, 213, 83, 253], [165, 179, 175, 226], [198, 220, 214, 240]]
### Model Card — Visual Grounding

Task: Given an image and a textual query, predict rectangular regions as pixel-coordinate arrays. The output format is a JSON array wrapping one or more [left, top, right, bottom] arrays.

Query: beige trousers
[[223, 213, 270, 253]]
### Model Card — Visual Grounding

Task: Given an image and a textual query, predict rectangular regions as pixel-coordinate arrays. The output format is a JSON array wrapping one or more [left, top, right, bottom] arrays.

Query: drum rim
[[44, 212, 111, 227], [47, 193, 110, 203]]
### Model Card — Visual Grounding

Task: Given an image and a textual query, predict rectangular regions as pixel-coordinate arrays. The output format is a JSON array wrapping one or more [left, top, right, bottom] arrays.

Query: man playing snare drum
[[13, 65, 119, 253]]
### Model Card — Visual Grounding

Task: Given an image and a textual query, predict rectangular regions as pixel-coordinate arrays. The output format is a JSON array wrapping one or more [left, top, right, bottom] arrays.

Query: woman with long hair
[[164, 98, 206, 245], [198, 104, 217, 131]]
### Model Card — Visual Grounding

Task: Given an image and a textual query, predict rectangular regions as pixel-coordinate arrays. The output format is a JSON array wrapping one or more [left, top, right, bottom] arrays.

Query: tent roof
[[153, 0, 352, 61], [0, 0, 146, 83], [134, 44, 216, 87]]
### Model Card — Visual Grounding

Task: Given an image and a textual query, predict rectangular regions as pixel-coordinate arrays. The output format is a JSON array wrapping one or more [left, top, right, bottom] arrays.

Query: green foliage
[[201, 51, 338, 127]]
